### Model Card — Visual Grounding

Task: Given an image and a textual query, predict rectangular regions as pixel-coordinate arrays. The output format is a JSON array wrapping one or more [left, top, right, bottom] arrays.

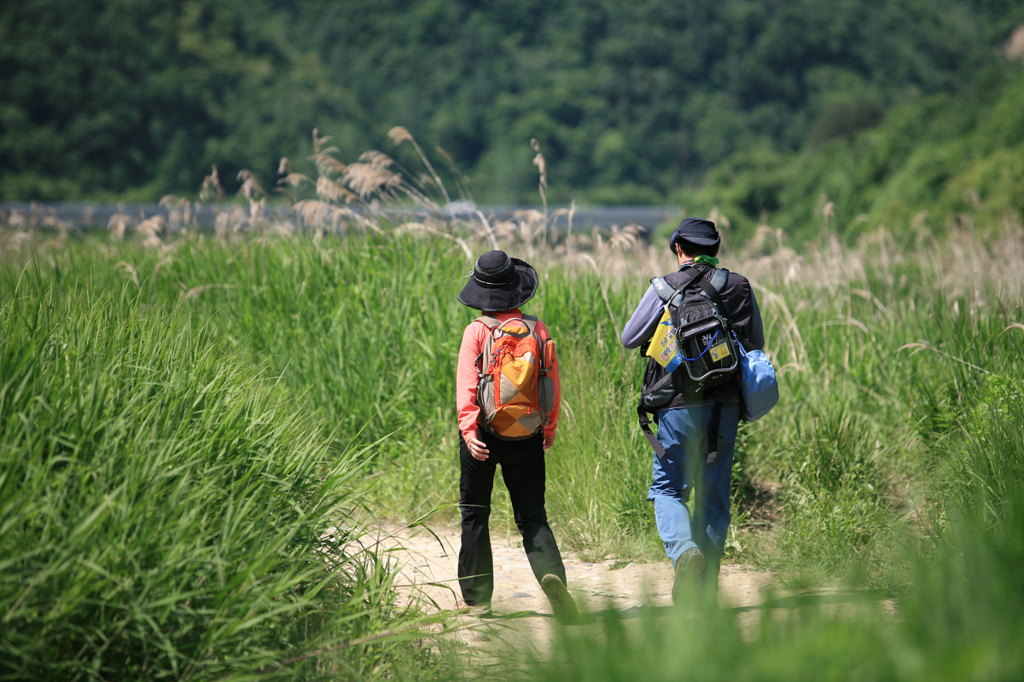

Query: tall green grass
[[0, 233, 664, 558], [3, 210, 1022, 679], [527, 378, 1024, 682], [0, 265, 440, 680], [5, 222, 1020, 584], [740, 231, 1024, 585]]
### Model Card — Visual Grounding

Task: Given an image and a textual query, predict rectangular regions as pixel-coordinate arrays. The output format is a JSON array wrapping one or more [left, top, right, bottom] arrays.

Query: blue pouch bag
[[733, 332, 779, 422]]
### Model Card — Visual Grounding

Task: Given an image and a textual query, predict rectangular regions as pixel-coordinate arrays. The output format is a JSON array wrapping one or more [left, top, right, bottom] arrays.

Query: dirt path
[[371, 523, 774, 661]]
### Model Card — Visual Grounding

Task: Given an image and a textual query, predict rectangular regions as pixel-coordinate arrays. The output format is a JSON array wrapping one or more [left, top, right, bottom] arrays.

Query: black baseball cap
[[669, 217, 721, 251]]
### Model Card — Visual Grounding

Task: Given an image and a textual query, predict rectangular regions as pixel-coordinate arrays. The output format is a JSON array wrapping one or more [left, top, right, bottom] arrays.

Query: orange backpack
[[475, 314, 556, 440]]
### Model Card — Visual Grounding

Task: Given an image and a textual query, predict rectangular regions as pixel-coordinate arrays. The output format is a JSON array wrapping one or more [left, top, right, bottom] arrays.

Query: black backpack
[[637, 267, 740, 458]]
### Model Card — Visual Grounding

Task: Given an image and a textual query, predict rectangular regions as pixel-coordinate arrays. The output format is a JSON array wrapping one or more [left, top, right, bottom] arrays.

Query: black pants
[[457, 431, 567, 605]]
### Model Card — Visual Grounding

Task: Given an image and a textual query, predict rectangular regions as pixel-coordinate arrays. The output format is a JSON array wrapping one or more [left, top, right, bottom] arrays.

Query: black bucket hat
[[458, 250, 538, 312], [669, 217, 721, 251]]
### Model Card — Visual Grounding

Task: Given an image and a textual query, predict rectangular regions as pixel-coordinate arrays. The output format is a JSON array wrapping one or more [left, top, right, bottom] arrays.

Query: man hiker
[[621, 218, 764, 603], [455, 249, 578, 624]]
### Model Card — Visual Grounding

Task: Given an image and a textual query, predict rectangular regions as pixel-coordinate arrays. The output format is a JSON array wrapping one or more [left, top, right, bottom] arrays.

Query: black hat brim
[[676, 234, 721, 246], [670, 229, 721, 248], [458, 258, 538, 312]]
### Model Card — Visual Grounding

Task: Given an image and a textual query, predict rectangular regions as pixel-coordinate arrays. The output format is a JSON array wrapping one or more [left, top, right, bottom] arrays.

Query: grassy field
[[0, 237, 452, 679], [3, 139, 1023, 678]]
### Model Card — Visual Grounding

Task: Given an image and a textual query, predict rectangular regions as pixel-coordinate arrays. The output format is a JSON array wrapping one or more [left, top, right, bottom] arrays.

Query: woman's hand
[[466, 435, 490, 460], [543, 433, 555, 450]]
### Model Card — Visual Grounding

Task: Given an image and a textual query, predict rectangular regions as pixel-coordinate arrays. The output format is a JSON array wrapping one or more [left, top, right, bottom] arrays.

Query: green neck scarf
[[692, 255, 719, 267]]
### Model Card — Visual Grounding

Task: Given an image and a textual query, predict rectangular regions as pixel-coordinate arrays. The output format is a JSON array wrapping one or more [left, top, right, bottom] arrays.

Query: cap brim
[[670, 231, 721, 249], [682, 235, 721, 246]]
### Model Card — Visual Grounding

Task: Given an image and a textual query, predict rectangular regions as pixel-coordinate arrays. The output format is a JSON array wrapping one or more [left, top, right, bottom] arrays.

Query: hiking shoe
[[457, 602, 493, 618], [540, 574, 578, 624], [672, 547, 706, 606]]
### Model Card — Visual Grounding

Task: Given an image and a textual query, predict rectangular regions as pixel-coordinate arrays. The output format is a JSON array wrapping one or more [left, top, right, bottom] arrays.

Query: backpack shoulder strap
[[517, 314, 545, 347], [656, 268, 705, 308], [651, 276, 675, 302], [694, 277, 728, 312], [474, 315, 500, 376], [692, 268, 729, 311], [475, 314, 501, 329], [519, 314, 553, 373], [710, 268, 729, 292], [477, 313, 538, 327]]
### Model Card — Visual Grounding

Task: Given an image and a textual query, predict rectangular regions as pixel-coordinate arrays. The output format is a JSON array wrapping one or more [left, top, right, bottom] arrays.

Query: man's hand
[[466, 435, 490, 460], [543, 433, 555, 450]]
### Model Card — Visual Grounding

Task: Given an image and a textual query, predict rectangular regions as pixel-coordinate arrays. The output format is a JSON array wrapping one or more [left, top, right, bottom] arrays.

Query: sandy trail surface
[[373, 523, 774, 662]]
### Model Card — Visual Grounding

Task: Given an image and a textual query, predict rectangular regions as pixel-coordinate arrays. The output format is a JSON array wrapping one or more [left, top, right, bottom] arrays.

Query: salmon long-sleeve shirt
[[456, 308, 561, 443]]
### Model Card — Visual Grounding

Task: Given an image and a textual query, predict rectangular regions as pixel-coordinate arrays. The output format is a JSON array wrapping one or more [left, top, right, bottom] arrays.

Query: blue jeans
[[649, 402, 740, 591]]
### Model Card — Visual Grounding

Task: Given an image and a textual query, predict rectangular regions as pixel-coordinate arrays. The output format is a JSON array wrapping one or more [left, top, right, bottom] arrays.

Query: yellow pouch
[[645, 305, 683, 371]]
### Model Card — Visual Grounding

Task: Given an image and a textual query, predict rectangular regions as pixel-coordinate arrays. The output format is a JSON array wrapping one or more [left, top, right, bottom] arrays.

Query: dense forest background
[[2, 0, 1023, 238]]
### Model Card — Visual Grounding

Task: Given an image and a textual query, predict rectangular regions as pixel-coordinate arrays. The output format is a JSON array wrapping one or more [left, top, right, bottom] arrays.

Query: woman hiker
[[455, 249, 578, 624]]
